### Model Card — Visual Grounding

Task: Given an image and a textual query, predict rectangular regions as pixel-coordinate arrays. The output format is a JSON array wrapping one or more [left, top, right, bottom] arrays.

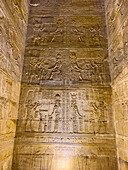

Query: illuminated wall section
[[0, 0, 29, 169], [13, 0, 117, 169], [105, 0, 128, 169]]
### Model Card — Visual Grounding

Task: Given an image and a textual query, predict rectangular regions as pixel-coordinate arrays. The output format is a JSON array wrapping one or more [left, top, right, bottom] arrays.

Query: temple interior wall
[[105, 0, 128, 169], [0, 0, 29, 169], [0, 0, 128, 169], [12, 0, 117, 169]]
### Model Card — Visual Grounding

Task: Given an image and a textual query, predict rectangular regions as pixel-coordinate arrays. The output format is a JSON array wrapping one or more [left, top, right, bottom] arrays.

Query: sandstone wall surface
[[105, 0, 128, 169], [13, 0, 117, 169], [0, 0, 29, 169]]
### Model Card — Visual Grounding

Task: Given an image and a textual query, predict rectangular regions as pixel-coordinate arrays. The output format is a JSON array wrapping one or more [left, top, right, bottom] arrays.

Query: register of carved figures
[[12, 0, 117, 169]]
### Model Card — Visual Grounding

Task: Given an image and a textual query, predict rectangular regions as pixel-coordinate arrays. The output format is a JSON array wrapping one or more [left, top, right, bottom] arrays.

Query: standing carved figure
[[48, 94, 61, 132], [92, 101, 107, 133], [25, 100, 40, 131], [71, 93, 83, 133]]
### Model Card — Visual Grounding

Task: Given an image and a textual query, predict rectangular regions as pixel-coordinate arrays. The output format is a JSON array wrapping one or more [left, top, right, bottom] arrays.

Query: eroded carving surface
[[13, 0, 117, 169], [22, 51, 110, 85]]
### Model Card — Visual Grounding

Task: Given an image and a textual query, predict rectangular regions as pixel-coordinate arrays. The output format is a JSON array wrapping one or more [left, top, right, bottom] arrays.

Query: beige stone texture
[[12, 0, 117, 169], [1, 0, 128, 169], [105, 0, 128, 169], [0, 0, 29, 169]]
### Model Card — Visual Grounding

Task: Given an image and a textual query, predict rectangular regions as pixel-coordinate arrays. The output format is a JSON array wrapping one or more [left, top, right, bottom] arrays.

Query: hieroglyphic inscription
[[17, 88, 112, 135], [13, 0, 118, 169], [22, 51, 110, 85]]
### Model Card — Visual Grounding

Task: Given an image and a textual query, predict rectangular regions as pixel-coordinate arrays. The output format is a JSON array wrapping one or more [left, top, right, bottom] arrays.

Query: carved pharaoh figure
[[91, 101, 107, 133], [25, 100, 40, 131]]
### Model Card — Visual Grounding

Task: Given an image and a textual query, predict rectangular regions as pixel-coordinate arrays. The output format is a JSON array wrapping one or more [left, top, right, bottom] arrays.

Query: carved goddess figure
[[70, 93, 83, 133], [48, 94, 62, 132]]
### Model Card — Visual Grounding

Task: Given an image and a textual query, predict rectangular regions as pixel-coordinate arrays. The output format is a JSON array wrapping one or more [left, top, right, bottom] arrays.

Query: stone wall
[[105, 0, 128, 169], [13, 0, 117, 169], [0, 0, 29, 169]]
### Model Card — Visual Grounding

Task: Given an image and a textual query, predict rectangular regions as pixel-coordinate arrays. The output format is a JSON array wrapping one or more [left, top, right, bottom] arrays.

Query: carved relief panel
[[13, 0, 118, 169], [17, 87, 113, 135], [22, 49, 110, 86], [26, 13, 106, 48]]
